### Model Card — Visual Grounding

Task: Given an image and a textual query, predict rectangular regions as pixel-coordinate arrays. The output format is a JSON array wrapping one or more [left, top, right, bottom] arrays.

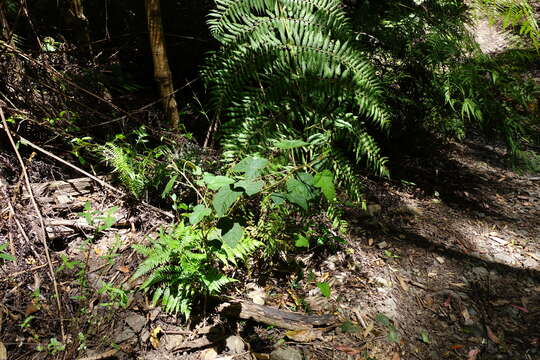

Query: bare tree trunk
[[0, 1, 11, 41], [67, 0, 93, 56], [145, 0, 180, 130]]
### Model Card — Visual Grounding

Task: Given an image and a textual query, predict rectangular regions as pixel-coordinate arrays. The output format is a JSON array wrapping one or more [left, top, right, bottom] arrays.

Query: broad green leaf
[[274, 139, 309, 150], [314, 170, 336, 201], [208, 228, 222, 241], [286, 177, 316, 211], [188, 205, 212, 225], [222, 223, 244, 248], [213, 187, 242, 217], [316, 282, 331, 297], [202, 173, 235, 190], [232, 156, 269, 178], [161, 175, 178, 198], [297, 172, 315, 186], [294, 234, 310, 248], [235, 179, 265, 196], [270, 192, 286, 205]]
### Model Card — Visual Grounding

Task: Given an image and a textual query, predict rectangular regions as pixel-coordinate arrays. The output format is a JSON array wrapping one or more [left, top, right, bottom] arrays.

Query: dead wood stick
[[77, 347, 122, 360], [15, 134, 174, 219], [46, 218, 130, 229], [0, 106, 65, 341], [218, 300, 336, 331]]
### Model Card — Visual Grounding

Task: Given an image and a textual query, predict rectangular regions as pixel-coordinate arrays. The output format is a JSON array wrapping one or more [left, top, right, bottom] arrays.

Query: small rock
[[114, 327, 137, 344], [140, 328, 150, 343], [162, 334, 185, 351], [149, 307, 161, 321], [201, 348, 219, 360], [247, 285, 266, 305], [270, 346, 302, 360], [125, 312, 147, 333], [471, 266, 489, 278], [367, 204, 382, 216], [374, 277, 392, 288], [308, 287, 321, 297], [225, 335, 245, 354]]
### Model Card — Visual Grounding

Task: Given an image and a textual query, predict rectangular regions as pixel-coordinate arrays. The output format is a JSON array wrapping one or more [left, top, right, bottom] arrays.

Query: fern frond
[[218, 236, 262, 265], [101, 143, 146, 198], [204, 0, 391, 185]]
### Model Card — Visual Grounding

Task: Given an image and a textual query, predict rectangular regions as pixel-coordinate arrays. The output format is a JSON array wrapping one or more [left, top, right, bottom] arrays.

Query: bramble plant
[[132, 143, 344, 317]]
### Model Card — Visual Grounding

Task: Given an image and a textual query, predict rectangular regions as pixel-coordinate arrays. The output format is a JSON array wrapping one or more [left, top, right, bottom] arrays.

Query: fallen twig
[[77, 348, 120, 360], [0, 106, 65, 341]]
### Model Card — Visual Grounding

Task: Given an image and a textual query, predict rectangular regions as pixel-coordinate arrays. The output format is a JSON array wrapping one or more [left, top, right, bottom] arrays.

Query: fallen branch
[[45, 218, 131, 240], [218, 300, 336, 331], [14, 135, 174, 219]]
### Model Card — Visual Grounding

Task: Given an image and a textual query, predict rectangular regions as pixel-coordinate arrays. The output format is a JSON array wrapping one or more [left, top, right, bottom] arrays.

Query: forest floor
[[1, 11, 539, 360], [0, 134, 538, 360]]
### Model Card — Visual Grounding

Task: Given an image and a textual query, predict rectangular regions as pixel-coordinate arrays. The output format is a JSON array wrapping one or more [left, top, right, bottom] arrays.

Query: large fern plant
[[203, 0, 391, 200]]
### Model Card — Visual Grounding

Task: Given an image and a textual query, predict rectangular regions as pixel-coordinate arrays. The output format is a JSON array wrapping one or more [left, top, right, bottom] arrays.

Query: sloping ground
[[346, 138, 540, 359], [0, 136, 538, 360]]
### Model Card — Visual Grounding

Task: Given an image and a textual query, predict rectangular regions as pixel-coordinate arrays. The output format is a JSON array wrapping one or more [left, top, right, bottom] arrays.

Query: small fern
[[101, 143, 147, 198], [133, 222, 240, 317], [132, 220, 262, 317]]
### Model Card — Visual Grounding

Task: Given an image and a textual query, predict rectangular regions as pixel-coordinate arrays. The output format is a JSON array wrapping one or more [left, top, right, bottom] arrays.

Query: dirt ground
[[1, 134, 538, 360]]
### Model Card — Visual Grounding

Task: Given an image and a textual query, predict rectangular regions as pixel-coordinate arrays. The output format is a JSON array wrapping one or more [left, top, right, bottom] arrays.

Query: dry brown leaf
[[486, 326, 500, 344], [461, 308, 471, 323], [118, 265, 130, 273], [335, 345, 361, 355], [150, 326, 162, 349], [397, 276, 409, 291], [25, 303, 40, 316], [285, 329, 321, 342], [0, 341, 7, 360], [363, 321, 374, 338], [253, 353, 270, 360], [467, 348, 480, 360]]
